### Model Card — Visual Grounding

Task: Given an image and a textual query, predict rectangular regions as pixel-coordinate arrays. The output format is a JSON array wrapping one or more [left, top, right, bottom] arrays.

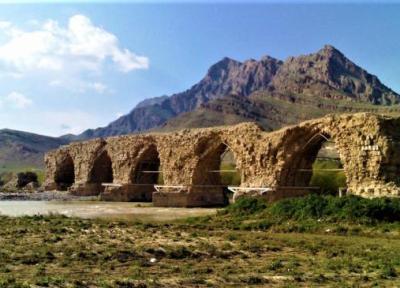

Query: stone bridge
[[44, 113, 400, 207]]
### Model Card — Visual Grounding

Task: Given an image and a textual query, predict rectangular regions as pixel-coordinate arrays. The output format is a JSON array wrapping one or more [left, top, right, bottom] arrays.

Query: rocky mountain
[[70, 45, 399, 139], [269, 45, 399, 104], [0, 129, 68, 170]]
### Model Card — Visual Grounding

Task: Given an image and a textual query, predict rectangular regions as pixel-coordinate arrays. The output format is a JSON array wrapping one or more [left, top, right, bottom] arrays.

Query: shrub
[[269, 195, 400, 223], [223, 194, 400, 224], [223, 197, 267, 217]]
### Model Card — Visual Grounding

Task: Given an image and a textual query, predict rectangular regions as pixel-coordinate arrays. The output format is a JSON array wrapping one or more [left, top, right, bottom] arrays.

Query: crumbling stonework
[[44, 113, 400, 207]]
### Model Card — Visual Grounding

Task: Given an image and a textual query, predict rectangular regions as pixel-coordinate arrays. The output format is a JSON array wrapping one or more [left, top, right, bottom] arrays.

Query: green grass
[[204, 196, 400, 233]]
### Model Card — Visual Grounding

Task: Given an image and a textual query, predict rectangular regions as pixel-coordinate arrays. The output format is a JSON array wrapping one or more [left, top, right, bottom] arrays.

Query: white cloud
[[0, 14, 149, 74], [0, 21, 11, 30], [88, 82, 107, 94], [1, 91, 33, 109], [0, 71, 23, 79], [49, 79, 62, 87]]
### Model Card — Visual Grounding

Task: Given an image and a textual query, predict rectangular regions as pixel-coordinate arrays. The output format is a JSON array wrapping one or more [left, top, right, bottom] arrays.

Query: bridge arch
[[191, 137, 241, 206], [54, 154, 75, 190], [129, 144, 162, 200], [88, 148, 113, 194], [277, 127, 348, 196]]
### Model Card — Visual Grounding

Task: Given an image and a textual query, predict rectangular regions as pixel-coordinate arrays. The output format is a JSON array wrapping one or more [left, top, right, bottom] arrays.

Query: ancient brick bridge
[[44, 113, 400, 207]]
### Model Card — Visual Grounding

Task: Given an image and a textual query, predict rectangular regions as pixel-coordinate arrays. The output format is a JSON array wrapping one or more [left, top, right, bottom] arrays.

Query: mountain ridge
[[68, 44, 399, 140]]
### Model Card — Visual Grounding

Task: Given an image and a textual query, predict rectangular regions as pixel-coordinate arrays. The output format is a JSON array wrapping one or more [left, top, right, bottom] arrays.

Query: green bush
[[223, 197, 267, 217], [225, 195, 400, 223], [269, 195, 400, 223]]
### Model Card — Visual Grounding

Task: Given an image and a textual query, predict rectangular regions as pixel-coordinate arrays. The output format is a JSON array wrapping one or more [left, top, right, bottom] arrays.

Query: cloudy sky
[[0, 1, 400, 136]]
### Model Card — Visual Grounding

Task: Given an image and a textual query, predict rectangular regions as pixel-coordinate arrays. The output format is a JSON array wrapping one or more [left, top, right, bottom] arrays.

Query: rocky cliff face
[[270, 45, 399, 104], [72, 45, 400, 139]]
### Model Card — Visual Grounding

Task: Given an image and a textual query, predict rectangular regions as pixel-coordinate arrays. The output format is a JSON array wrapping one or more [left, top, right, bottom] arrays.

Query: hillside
[[71, 45, 400, 139], [0, 129, 68, 172], [160, 91, 400, 132]]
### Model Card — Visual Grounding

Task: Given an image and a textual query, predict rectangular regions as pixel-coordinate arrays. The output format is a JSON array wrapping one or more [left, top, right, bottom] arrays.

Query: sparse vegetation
[[0, 196, 399, 287]]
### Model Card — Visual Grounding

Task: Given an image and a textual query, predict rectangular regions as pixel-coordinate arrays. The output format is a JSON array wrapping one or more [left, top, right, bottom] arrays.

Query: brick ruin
[[44, 113, 400, 207]]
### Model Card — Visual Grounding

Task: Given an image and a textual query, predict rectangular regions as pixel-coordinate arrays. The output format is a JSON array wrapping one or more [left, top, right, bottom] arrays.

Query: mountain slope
[[0, 129, 69, 171], [270, 45, 399, 104], [72, 45, 400, 139], [160, 91, 400, 132], [71, 54, 284, 140]]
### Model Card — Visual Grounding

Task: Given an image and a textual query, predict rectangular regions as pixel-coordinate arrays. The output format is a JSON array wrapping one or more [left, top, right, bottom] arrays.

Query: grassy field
[[0, 196, 399, 287]]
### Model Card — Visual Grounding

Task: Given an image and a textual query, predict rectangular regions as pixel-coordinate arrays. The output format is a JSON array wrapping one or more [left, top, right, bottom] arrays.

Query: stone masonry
[[44, 113, 400, 207]]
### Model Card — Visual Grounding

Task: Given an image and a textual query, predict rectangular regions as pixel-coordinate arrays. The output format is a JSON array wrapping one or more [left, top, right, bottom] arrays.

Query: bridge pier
[[100, 184, 154, 202], [69, 183, 104, 196], [153, 186, 228, 207]]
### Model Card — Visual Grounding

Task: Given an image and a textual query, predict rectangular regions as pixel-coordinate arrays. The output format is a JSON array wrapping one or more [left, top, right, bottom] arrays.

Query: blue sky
[[0, 2, 399, 136]]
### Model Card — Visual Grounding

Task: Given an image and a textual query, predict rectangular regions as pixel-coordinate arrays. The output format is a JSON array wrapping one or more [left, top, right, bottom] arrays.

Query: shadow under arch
[[191, 140, 241, 206], [129, 144, 163, 201], [88, 149, 113, 194], [54, 154, 75, 191], [278, 130, 347, 196]]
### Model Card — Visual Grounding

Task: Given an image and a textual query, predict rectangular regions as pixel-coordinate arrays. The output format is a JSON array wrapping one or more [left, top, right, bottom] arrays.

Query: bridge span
[[44, 113, 400, 207]]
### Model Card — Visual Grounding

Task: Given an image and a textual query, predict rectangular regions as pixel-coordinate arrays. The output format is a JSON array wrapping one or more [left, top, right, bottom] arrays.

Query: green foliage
[[310, 159, 346, 195], [222, 197, 267, 217], [222, 194, 400, 224]]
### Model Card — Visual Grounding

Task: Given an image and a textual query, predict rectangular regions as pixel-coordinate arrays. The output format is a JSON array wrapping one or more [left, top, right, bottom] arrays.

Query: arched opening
[[309, 141, 347, 195], [280, 133, 347, 196], [192, 143, 241, 205], [130, 145, 163, 201], [55, 154, 75, 191], [219, 149, 241, 197], [89, 150, 113, 193]]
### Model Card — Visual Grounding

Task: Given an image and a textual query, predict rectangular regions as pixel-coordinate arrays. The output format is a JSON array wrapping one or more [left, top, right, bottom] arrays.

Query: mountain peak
[[269, 44, 400, 105], [320, 44, 339, 52], [209, 56, 240, 68], [260, 55, 279, 62], [73, 45, 400, 140], [317, 44, 345, 59]]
